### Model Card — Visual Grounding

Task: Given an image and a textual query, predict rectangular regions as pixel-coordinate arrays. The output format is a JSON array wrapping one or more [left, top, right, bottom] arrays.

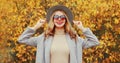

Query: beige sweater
[[50, 34, 70, 63]]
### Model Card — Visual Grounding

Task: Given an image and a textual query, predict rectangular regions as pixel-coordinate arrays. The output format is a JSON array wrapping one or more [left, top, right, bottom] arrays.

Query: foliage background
[[0, 0, 120, 63]]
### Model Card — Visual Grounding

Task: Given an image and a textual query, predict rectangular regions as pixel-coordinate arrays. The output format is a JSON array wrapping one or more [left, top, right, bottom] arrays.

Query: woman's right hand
[[31, 19, 46, 31]]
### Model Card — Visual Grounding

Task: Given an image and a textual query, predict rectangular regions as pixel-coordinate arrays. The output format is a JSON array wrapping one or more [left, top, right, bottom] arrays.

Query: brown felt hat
[[46, 5, 73, 24]]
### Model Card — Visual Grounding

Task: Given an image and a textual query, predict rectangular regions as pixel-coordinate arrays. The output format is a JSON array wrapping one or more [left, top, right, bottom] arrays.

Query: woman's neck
[[55, 27, 65, 35]]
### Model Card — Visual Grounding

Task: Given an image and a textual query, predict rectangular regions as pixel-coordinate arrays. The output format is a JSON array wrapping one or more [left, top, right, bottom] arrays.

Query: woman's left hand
[[73, 20, 86, 32]]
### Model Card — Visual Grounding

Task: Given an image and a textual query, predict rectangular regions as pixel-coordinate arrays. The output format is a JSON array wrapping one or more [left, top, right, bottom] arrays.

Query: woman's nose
[[58, 18, 61, 20]]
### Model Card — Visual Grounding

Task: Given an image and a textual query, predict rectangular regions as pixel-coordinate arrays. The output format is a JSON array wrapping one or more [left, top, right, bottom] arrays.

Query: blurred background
[[0, 0, 120, 63]]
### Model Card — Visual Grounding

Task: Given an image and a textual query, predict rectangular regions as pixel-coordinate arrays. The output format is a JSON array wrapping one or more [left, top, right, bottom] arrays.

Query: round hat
[[46, 5, 73, 24]]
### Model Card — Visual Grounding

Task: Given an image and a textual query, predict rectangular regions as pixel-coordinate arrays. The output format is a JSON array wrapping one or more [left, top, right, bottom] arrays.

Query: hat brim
[[46, 5, 73, 24]]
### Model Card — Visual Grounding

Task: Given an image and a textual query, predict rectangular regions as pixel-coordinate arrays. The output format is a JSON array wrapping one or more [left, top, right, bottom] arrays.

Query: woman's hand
[[73, 20, 86, 32], [31, 19, 46, 31]]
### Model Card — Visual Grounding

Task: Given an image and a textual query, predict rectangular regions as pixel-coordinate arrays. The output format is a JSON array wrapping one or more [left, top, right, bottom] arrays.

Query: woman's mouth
[[56, 22, 63, 25]]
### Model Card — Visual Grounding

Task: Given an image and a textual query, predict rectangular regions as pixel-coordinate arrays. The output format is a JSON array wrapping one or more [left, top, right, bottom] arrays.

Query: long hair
[[44, 10, 77, 42]]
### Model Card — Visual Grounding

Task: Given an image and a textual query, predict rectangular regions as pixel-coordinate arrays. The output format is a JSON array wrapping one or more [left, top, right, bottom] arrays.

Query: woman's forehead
[[54, 11, 65, 15]]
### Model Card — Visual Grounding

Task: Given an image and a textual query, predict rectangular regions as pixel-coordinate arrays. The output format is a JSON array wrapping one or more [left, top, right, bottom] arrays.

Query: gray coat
[[18, 27, 100, 63]]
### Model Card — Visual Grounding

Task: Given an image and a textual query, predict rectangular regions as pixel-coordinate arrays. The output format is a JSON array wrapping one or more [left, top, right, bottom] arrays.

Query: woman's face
[[53, 11, 66, 28]]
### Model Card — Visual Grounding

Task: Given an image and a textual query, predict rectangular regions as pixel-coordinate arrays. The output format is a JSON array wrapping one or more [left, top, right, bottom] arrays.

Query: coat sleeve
[[18, 27, 44, 46], [77, 28, 100, 49]]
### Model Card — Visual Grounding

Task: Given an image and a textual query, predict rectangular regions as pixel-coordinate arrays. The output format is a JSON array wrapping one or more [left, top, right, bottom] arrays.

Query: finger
[[39, 19, 45, 23], [73, 20, 75, 24], [75, 21, 81, 25], [44, 18, 47, 23], [77, 21, 81, 25], [73, 20, 78, 24], [79, 21, 83, 25]]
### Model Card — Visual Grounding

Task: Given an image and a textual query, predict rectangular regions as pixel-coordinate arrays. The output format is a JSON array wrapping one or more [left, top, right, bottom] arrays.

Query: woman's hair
[[44, 10, 77, 42]]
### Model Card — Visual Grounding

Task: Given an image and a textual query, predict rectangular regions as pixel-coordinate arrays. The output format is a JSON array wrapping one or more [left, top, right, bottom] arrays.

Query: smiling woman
[[46, 10, 73, 63], [18, 5, 100, 63]]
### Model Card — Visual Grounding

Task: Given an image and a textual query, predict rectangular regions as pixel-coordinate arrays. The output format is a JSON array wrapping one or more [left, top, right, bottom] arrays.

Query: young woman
[[18, 5, 100, 63]]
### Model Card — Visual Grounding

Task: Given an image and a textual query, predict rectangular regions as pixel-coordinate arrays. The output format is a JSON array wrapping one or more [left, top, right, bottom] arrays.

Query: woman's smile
[[56, 21, 64, 25]]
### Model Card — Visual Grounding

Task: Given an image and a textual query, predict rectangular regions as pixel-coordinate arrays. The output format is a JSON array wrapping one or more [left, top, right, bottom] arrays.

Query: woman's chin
[[55, 24, 64, 28]]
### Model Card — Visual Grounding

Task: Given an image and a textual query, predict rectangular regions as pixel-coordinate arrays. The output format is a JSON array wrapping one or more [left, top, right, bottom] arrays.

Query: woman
[[18, 5, 100, 63]]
